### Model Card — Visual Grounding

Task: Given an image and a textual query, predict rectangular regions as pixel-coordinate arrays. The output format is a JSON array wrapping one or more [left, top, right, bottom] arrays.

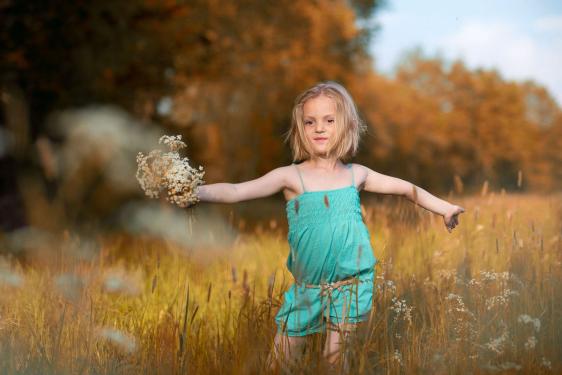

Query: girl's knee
[[271, 334, 306, 362]]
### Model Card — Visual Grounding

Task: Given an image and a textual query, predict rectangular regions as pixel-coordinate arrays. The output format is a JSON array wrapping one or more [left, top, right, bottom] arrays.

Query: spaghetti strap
[[348, 163, 355, 187], [294, 164, 307, 192]]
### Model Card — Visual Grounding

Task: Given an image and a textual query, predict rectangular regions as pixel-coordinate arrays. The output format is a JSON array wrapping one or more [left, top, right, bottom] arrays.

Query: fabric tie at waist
[[296, 275, 369, 331]]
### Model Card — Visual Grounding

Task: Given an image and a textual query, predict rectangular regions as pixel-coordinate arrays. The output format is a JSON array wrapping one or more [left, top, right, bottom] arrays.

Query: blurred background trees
[[1, 0, 560, 233]]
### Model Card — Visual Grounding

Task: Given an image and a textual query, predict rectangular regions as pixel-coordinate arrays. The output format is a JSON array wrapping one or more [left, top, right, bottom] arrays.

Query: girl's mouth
[[313, 137, 328, 141]]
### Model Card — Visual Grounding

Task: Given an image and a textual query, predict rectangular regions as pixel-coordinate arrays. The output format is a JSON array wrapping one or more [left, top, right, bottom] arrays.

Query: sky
[[369, 0, 562, 106]]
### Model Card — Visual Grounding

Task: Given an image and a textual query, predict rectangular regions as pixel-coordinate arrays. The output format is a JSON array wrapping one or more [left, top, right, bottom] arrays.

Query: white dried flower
[[136, 135, 205, 208], [159, 134, 186, 152]]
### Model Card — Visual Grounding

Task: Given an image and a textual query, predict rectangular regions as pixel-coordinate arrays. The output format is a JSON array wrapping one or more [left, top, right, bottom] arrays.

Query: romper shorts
[[274, 268, 374, 336]]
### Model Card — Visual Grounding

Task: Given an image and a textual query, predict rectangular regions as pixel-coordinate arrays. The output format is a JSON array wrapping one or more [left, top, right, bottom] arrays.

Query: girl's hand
[[443, 204, 465, 233], [185, 201, 198, 209]]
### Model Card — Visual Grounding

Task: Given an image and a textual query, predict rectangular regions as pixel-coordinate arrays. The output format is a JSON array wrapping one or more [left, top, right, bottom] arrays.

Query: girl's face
[[302, 95, 337, 157]]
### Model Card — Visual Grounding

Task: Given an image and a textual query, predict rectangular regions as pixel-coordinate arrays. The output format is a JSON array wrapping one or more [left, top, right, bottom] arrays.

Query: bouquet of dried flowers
[[136, 135, 204, 208]]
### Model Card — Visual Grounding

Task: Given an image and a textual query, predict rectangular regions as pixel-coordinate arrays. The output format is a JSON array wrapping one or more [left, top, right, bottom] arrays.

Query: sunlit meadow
[[0, 190, 560, 374]]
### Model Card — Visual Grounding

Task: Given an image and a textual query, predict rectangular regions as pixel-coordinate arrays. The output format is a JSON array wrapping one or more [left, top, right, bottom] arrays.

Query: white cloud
[[534, 15, 562, 32], [436, 20, 562, 105]]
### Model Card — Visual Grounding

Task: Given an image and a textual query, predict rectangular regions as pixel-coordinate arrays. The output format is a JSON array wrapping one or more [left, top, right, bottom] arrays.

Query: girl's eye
[[327, 119, 335, 124], [304, 121, 313, 125]]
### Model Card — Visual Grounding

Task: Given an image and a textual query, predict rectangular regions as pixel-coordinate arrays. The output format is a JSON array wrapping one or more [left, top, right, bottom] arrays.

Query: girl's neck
[[303, 157, 344, 172]]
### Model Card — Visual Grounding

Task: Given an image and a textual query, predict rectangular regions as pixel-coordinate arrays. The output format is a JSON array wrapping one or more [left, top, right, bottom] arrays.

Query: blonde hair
[[284, 81, 366, 162]]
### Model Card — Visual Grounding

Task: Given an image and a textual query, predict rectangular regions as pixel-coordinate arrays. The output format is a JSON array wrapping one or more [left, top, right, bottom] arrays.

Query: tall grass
[[0, 192, 560, 374]]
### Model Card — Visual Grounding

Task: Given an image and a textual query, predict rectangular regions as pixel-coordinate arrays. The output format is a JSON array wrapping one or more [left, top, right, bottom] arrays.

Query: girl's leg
[[323, 322, 358, 371], [267, 333, 306, 371]]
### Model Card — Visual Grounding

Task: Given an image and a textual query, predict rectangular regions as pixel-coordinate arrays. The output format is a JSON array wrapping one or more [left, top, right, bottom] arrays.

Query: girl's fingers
[[445, 211, 462, 232], [449, 217, 458, 230]]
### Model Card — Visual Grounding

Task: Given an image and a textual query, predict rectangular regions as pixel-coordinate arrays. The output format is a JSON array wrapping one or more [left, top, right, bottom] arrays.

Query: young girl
[[195, 81, 465, 370]]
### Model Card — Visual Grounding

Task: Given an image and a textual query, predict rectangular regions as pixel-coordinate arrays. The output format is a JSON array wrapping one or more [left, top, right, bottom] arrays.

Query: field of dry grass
[[0, 192, 560, 374]]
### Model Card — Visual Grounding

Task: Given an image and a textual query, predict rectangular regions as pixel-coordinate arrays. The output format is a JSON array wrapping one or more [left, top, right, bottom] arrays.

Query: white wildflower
[[136, 135, 205, 208], [482, 361, 522, 372], [479, 271, 510, 282], [497, 362, 521, 371], [392, 349, 403, 366], [96, 327, 137, 354], [467, 278, 481, 288], [390, 297, 413, 324], [524, 336, 537, 350], [479, 271, 494, 282], [485, 289, 519, 310], [517, 314, 541, 332], [445, 293, 477, 342], [437, 269, 457, 279], [423, 277, 437, 288], [541, 357, 551, 370], [479, 270, 515, 283], [446, 293, 473, 316], [102, 268, 142, 296], [0, 267, 24, 288], [485, 329, 509, 355], [376, 278, 397, 294], [385, 280, 397, 294]]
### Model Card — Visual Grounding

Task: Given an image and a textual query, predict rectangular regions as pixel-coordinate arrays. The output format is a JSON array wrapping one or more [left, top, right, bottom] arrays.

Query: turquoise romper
[[274, 163, 377, 336]]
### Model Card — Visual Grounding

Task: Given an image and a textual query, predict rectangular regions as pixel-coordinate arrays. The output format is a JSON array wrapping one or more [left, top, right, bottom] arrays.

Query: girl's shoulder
[[348, 163, 370, 190], [347, 162, 366, 173], [275, 163, 300, 173], [268, 164, 302, 182]]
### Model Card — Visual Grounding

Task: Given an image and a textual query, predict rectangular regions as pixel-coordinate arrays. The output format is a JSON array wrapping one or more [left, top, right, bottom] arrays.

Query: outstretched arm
[[359, 165, 465, 232], [195, 167, 287, 203]]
